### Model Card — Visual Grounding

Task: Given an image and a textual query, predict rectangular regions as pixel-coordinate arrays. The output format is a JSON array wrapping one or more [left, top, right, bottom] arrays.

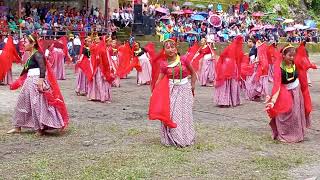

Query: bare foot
[[7, 127, 21, 134], [35, 130, 44, 136]]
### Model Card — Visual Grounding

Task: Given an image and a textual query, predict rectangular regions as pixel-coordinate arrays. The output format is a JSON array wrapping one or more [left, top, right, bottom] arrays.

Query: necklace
[[24, 49, 38, 69], [167, 55, 182, 83], [281, 62, 296, 81]]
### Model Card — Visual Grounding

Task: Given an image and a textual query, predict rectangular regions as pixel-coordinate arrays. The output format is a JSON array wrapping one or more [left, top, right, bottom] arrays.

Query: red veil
[[254, 43, 269, 81], [190, 44, 214, 72], [240, 54, 254, 79], [97, 37, 114, 83], [215, 36, 244, 87], [10, 37, 69, 128], [148, 48, 177, 128], [117, 42, 132, 78], [0, 36, 21, 80], [267, 43, 313, 119]]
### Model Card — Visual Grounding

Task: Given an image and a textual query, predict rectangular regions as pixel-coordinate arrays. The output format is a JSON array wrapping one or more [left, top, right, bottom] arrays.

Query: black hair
[[281, 45, 295, 55], [248, 36, 256, 43]]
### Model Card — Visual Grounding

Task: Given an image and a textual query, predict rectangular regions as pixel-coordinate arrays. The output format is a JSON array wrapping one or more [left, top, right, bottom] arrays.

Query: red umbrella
[[183, 9, 193, 14], [208, 14, 222, 27], [252, 12, 264, 17]]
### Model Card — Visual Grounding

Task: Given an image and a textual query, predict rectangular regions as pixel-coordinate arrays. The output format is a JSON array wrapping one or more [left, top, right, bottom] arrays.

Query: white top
[[73, 37, 81, 46]]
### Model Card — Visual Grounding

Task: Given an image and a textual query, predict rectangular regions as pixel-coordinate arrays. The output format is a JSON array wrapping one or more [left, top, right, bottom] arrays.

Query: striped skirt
[[137, 54, 152, 85], [51, 50, 66, 80], [12, 76, 64, 130], [269, 85, 310, 143], [214, 79, 241, 107], [160, 81, 195, 147], [199, 58, 215, 86], [87, 67, 112, 102], [245, 73, 270, 101], [0, 69, 13, 85], [75, 69, 88, 95]]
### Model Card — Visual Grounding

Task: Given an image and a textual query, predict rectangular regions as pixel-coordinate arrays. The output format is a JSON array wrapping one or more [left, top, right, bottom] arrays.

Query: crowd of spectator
[[0, 1, 319, 46], [0, 2, 114, 39], [120, 0, 319, 46]]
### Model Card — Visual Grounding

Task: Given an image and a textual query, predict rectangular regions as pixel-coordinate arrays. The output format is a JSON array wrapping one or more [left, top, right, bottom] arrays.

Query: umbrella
[[183, 9, 193, 14], [195, 4, 206, 9], [264, 25, 275, 29], [183, 2, 194, 6], [252, 12, 264, 17], [308, 27, 318, 31], [251, 26, 262, 31], [197, 12, 209, 17], [155, 7, 168, 14], [283, 19, 294, 23], [274, 17, 284, 21], [171, 10, 184, 15], [191, 14, 205, 21], [284, 27, 296, 32], [208, 14, 222, 27], [186, 30, 198, 35], [160, 15, 171, 20], [304, 20, 317, 28], [294, 24, 306, 29]]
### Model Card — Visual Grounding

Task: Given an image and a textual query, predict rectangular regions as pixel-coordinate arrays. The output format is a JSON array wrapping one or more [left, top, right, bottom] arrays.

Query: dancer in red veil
[[75, 37, 91, 96], [214, 36, 243, 107], [149, 38, 197, 147], [0, 36, 20, 85], [197, 37, 216, 86], [86, 36, 113, 103], [7, 34, 69, 135], [266, 43, 315, 143], [133, 42, 152, 86]]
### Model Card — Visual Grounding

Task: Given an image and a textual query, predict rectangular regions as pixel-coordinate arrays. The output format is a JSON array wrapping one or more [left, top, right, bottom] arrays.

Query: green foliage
[[311, 0, 320, 13]]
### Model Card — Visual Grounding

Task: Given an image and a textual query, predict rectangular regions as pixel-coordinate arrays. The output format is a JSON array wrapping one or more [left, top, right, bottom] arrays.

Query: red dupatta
[[255, 43, 269, 81], [240, 54, 254, 79], [190, 44, 214, 72], [117, 42, 133, 78], [215, 36, 244, 87], [148, 49, 177, 128], [294, 43, 314, 117], [97, 37, 114, 83], [0, 36, 21, 80]]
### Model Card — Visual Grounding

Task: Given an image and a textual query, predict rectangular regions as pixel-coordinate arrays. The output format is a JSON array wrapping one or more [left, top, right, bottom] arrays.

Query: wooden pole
[[18, 0, 21, 18]]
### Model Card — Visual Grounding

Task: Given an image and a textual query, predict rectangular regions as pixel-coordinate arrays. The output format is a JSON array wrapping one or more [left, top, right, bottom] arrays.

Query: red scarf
[[0, 36, 21, 80]]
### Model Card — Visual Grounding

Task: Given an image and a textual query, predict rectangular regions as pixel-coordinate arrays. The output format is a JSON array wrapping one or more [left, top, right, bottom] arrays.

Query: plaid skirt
[[12, 76, 64, 130], [160, 81, 195, 147]]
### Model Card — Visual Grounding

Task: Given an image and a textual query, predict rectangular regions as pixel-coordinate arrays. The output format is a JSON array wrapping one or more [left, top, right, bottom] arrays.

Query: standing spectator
[[73, 34, 81, 60]]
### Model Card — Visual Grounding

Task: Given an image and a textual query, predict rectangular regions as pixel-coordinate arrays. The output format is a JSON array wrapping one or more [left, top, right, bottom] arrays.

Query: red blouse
[[160, 56, 190, 79]]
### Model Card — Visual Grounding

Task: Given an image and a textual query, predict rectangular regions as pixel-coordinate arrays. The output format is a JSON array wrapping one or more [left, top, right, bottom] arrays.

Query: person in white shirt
[[73, 35, 81, 61]]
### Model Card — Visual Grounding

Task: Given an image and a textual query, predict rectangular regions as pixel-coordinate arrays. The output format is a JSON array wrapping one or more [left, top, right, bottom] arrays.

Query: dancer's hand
[[265, 102, 274, 111], [37, 78, 44, 92]]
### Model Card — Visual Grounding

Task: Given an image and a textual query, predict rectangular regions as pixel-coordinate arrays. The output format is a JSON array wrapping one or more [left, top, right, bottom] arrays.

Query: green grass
[[2, 124, 316, 179]]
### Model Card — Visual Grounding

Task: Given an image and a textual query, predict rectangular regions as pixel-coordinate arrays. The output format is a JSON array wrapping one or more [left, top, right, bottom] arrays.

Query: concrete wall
[[88, 0, 119, 15]]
